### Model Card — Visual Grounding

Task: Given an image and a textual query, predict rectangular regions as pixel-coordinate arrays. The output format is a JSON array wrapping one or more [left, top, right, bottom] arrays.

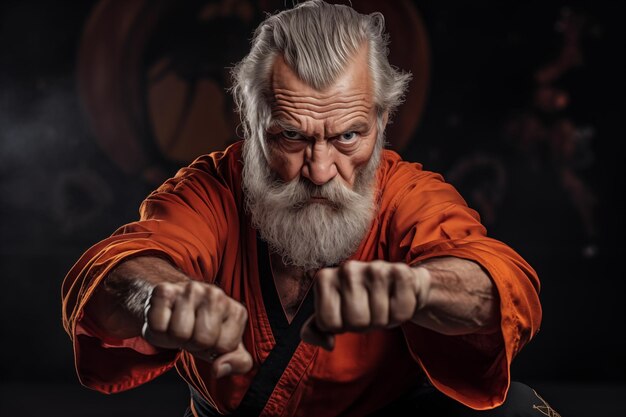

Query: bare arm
[[301, 257, 499, 349], [412, 256, 499, 335], [85, 256, 189, 339], [84, 256, 252, 378]]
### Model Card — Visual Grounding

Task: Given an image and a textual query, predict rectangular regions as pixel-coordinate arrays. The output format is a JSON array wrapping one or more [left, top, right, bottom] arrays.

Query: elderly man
[[62, 1, 553, 416]]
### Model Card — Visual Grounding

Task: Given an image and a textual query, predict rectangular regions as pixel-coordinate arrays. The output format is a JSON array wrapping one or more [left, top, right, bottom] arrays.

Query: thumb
[[300, 315, 335, 351], [212, 342, 253, 378]]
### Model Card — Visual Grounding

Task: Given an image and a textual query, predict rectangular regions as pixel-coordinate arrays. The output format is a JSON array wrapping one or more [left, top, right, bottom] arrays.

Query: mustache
[[265, 176, 365, 211]]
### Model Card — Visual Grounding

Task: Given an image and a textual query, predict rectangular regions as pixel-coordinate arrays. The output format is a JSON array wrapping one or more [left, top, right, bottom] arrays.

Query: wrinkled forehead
[[268, 45, 375, 119]]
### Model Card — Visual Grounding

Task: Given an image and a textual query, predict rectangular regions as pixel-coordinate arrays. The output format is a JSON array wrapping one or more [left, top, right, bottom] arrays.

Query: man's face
[[266, 45, 382, 192], [242, 45, 385, 270]]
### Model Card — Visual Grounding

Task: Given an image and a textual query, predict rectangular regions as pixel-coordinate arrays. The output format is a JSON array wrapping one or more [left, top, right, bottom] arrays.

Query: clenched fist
[[142, 280, 253, 378], [301, 260, 430, 350]]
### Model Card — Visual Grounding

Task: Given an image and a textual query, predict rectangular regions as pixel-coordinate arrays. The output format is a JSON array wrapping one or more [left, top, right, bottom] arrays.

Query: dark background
[[0, 0, 624, 415]]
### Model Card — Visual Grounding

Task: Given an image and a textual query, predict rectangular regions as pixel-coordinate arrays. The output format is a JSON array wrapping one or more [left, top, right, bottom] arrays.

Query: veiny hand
[[300, 260, 430, 350], [142, 281, 253, 378]]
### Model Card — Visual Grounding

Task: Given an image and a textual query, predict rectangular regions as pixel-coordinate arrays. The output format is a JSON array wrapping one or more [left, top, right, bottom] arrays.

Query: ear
[[382, 110, 389, 128]]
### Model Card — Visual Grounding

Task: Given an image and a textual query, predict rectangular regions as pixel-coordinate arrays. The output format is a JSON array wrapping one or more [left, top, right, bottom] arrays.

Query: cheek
[[350, 150, 373, 168], [269, 146, 304, 181], [337, 137, 377, 183]]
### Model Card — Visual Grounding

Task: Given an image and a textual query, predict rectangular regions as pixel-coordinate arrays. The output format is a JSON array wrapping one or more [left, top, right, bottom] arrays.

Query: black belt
[[189, 236, 314, 416]]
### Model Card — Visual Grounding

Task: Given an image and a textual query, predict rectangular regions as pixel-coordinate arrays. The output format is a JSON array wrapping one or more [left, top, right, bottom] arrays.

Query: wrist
[[412, 266, 431, 312]]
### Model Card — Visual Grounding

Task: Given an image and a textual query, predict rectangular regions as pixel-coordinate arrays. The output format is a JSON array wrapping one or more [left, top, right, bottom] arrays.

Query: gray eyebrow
[[328, 121, 371, 137], [270, 119, 303, 133], [269, 119, 372, 138]]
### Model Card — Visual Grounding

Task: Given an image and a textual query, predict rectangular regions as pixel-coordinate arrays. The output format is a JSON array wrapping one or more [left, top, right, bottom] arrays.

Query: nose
[[302, 141, 338, 185]]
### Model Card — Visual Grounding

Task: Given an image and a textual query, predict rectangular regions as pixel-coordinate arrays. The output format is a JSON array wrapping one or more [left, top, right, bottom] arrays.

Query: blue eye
[[339, 131, 358, 142], [283, 130, 304, 140]]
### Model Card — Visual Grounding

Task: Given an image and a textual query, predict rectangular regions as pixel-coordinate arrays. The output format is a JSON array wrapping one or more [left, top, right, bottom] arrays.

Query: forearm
[[84, 256, 190, 339], [412, 257, 500, 336]]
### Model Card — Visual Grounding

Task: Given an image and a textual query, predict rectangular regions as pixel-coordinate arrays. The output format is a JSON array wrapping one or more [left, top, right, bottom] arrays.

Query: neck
[[269, 251, 316, 323]]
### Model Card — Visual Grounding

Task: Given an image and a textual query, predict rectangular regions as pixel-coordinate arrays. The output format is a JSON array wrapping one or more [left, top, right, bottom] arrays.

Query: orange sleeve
[[61, 156, 238, 394], [384, 165, 541, 410]]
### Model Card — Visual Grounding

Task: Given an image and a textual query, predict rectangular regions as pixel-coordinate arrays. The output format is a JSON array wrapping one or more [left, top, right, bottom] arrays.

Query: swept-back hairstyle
[[230, 0, 412, 160]]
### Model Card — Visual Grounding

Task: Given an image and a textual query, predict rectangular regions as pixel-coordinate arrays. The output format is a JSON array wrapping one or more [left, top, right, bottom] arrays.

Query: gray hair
[[230, 0, 412, 159]]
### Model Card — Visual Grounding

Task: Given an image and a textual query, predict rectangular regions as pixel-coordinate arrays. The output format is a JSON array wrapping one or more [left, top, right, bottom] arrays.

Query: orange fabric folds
[[61, 141, 541, 414]]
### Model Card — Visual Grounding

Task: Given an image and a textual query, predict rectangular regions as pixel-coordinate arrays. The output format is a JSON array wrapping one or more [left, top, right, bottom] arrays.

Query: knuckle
[[235, 303, 248, 322], [186, 280, 206, 297], [366, 260, 386, 276], [210, 284, 225, 295], [152, 282, 176, 299], [205, 287, 228, 311], [393, 267, 412, 284], [370, 260, 387, 269], [342, 260, 361, 275], [208, 285, 226, 302], [388, 262, 402, 276], [366, 268, 384, 286]]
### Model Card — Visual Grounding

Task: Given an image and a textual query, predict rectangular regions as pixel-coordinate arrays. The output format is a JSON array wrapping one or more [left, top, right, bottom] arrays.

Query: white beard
[[242, 137, 381, 271]]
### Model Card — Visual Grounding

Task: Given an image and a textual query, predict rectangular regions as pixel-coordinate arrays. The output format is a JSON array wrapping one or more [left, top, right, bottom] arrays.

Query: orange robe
[[62, 141, 541, 416]]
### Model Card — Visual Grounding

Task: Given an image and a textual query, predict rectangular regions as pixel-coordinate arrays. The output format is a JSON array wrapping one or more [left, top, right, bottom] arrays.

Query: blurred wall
[[0, 0, 623, 387]]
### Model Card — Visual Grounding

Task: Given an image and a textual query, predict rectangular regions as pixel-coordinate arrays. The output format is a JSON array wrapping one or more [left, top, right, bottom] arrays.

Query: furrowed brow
[[270, 118, 302, 133], [328, 121, 371, 137]]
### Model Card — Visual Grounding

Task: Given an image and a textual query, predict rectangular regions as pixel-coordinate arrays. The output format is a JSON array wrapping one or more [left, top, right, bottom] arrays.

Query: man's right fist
[[142, 280, 253, 378]]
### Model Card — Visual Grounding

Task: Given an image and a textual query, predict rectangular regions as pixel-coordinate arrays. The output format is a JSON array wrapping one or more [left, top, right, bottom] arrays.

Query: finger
[[184, 299, 222, 352], [144, 284, 179, 348], [389, 265, 417, 326], [211, 342, 253, 378], [366, 264, 391, 328], [167, 282, 204, 344], [214, 298, 248, 354], [300, 315, 335, 351], [339, 262, 370, 331], [145, 283, 177, 332], [314, 268, 342, 333]]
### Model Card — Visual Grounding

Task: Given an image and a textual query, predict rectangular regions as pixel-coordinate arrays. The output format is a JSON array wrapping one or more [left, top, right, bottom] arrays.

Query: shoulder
[[140, 142, 244, 220], [187, 141, 243, 184], [154, 141, 244, 195], [377, 149, 466, 214]]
